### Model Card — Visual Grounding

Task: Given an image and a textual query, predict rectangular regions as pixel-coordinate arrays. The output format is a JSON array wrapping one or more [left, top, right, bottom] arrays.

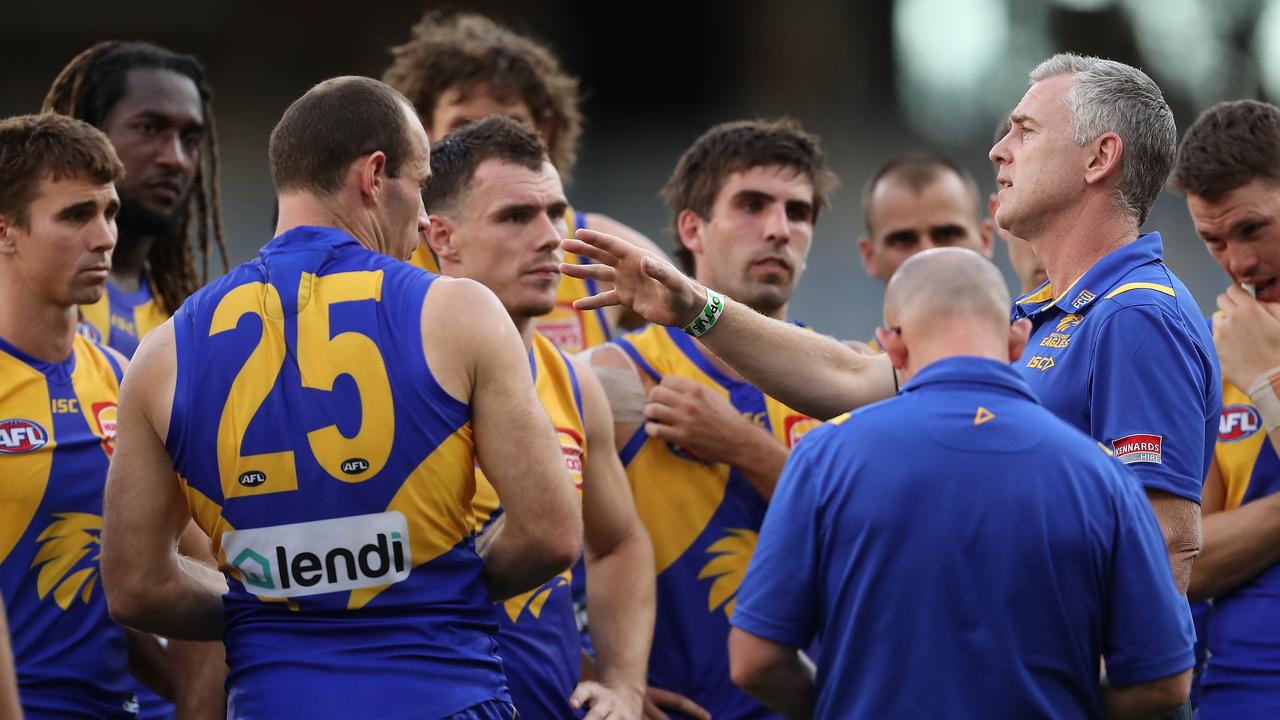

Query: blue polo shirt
[[731, 357, 1195, 719], [1011, 232, 1220, 503]]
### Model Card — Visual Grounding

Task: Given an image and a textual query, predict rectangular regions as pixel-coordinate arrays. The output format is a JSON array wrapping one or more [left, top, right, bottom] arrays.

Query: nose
[[990, 131, 1011, 166], [763, 204, 792, 246], [91, 213, 118, 254], [1225, 242, 1259, 279], [155, 130, 193, 173], [535, 210, 564, 254]]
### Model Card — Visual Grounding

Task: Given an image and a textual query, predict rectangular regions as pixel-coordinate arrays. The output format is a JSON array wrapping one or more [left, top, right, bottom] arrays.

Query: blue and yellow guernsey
[[166, 226, 507, 719], [1199, 378, 1280, 718], [411, 208, 611, 354], [0, 333, 133, 719], [471, 332, 587, 717], [612, 324, 819, 719], [79, 278, 168, 359]]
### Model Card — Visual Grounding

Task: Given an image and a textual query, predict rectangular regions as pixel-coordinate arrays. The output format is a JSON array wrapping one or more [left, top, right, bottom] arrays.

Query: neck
[[513, 313, 536, 351], [1028, 200, 1137, 297], [0, 275, 78, 363], [276, 193, 379, 253], [110, 232, 152, 292], [900, 322, 1008, 384]]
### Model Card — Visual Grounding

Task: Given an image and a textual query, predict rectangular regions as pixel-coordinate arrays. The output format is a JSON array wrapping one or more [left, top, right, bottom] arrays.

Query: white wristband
[[1247, 367, 1280, 434], [683, 288, 725, 338]]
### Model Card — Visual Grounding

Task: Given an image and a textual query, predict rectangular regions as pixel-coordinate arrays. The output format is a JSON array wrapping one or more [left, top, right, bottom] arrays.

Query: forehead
[[1187, 178, 1280, 229], [713, 164, 814, 205], [869, 171, 977, 228], [470, 158, 563, 201], [30, 173, 118, 209], [1015, 74, 1074, 123], [112, 68, 203, 124], [437, 84, 532, 118]]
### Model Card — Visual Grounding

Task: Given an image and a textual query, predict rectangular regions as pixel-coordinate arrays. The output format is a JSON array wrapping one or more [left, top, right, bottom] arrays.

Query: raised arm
[[101, 321, 228, 641], [423, 277, 583, 600], [562, 229, 894, 419], [567, 356, 654, 720]]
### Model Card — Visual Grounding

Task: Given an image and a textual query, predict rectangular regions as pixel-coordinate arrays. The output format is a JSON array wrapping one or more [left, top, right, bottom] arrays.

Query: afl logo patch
[[340, 458, 370, 475], [238, 470, 267, 487], [1219, 405, 1262, 443], [0, 418, 49, 454]]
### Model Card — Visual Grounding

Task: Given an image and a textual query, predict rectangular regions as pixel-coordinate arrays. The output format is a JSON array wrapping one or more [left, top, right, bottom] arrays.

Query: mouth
[[1246, 277, 1277, 301], [523, 266, 561, 280], [751, 257, 791, 274], [145, 179, 185, 204], [81, 266, 110, 280]]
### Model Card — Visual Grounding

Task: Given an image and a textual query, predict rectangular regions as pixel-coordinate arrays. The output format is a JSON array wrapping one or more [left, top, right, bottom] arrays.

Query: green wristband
[[683, 288, 725, 337]]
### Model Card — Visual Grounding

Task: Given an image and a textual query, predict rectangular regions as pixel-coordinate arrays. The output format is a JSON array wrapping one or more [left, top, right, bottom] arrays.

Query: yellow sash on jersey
[[1217, 380, 1269, 511], [410, 208, 612, 353], [473, 332, 586, 620], [79, 279, 167, 347], [619, 325, 820, 583]]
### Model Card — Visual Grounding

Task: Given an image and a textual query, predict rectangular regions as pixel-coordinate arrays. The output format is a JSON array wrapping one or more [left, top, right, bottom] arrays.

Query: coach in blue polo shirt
[[728, 248, 1194, 719]]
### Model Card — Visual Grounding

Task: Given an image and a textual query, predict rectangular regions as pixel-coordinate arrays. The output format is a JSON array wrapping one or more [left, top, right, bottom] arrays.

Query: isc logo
[[0, 419, 49, 454], [1026, 356, 1056, 372], [1219, 405, 1262, 443], [223, 511, 412, 598]]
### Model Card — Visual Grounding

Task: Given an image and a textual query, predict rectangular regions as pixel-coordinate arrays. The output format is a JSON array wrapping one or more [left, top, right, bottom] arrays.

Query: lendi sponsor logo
[[224, 511, 412, 598]]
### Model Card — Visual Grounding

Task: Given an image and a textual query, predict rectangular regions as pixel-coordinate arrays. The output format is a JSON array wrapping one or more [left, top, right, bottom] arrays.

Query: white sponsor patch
[[1111, 434, 1163, 465], [223, 511, 411, 598]]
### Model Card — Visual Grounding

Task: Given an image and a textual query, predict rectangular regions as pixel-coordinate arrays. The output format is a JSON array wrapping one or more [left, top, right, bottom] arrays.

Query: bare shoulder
[[420, 275, 521, 403], [122, 319, 178, 437], [584, 212, 669, 261]]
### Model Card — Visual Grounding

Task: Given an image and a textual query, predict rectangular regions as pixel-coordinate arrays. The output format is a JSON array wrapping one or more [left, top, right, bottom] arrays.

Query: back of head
[[269, 76, 415, 197], [884, 247, 1011, 342], [383, 11, 581, 178], [421, 115, 548, 216], [1029, 53, 1175, 226], [662, 117, 838, 274], [1172, 99, 1280, 201], [0, 113, 123, 228], [861, 152, 980, 232]]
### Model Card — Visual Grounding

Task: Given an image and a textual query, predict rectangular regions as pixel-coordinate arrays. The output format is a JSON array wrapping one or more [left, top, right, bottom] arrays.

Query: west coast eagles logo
[[1056, 314, 1084, 333], [502, 571, 571, 622], [698, 528, 758, 619], [31, 513, 103, 610]]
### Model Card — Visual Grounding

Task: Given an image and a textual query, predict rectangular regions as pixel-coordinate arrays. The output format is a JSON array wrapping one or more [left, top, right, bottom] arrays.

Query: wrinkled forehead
[[712, 164, 815, 205], [1014, 74, 1075, 126], [114, 67, 205, 125]]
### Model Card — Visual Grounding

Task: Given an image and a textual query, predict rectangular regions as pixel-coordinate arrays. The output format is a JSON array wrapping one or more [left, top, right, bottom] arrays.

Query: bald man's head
[[878, 248, 1027, 379]]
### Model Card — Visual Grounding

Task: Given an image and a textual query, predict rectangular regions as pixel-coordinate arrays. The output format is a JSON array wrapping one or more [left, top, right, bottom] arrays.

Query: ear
[[1083, 132, 1123, 187], [875, 326, 908, 372], [425, 213, 459, 264], [978, 218, 994, 259], [537, 121, 556, 150], [858, 236, 875, 274], [1008, 317, 1032, 363], [0, 216, 16, 255], [676, 209, 705, 259], [357, 151, 389, 203]]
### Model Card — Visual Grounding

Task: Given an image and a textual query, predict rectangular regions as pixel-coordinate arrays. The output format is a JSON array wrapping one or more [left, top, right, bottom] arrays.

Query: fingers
[[570, 681, 600, 709], [642, 698, 672, 720], [648, 383, 684, 406], [641, 256, 687, 294], [561, 261, 616, 282], [657, 375, 700, 393], [574, 227, 633, 258], [643, 421, 681, 442], [574, 289, 621, 311], [563, 237, 621, 267], [647, 688, 711, 720], [643, 401, 681, 425]]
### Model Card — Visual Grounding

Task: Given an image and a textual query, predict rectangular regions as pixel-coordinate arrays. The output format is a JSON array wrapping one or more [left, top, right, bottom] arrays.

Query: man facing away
[[730, 248, 1195, 719], [99, 77, 582, 720], [422, 115, 655, 719]]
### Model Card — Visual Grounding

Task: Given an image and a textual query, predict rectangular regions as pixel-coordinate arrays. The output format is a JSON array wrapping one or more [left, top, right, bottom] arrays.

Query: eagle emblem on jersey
[[31, 513, 103, 610], [1056, 314, 1084, 332], [698, 528, 758, 619], [503, 571, 571, 622]]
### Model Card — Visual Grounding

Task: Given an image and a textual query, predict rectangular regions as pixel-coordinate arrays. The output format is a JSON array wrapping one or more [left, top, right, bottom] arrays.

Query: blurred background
[[3, 0, 1274, 340]]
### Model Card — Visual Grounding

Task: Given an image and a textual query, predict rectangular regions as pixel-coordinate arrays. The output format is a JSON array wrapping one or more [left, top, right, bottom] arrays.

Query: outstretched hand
[[561, 229, 707, 329]]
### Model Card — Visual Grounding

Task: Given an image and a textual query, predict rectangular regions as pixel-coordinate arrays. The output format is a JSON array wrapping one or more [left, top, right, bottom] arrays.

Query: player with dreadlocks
[[43, 40, 229, 720], [44, 40, 228, 359]]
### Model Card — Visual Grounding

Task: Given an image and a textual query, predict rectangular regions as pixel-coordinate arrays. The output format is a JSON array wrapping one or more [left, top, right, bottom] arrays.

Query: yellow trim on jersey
[[348, 423, 477, 610], [1104, 282, 1176, 300], [1018, 284, 1056, 304], [473, 333, 586, 621], [131, 290, 169, 341], [79, 293, 111, 341], [0, 349, 55, 567], [1217, 381, 1266, 511], [409, 242, 440, 274]]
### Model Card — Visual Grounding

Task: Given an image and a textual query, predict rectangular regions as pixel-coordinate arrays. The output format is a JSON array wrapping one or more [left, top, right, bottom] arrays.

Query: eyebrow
[[131, 109, 206, 132], [55, 200, 106, 220], [493, 199, 569, 216], [1009, 113, 1036, 128]]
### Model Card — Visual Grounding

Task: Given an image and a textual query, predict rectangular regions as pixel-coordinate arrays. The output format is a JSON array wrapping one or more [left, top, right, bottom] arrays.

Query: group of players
[[1, 7, 1279, 720]]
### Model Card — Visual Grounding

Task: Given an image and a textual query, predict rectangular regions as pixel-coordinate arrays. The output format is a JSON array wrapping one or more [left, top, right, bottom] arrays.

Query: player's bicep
[[103, 327, 188, 587], [574, 357, 644, 559]]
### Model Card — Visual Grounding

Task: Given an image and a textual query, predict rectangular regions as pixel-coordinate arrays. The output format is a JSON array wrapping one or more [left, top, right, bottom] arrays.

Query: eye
[[742, 197, 763, 213], [137, 121, 161, 137], [786, 203, 813, 223]]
